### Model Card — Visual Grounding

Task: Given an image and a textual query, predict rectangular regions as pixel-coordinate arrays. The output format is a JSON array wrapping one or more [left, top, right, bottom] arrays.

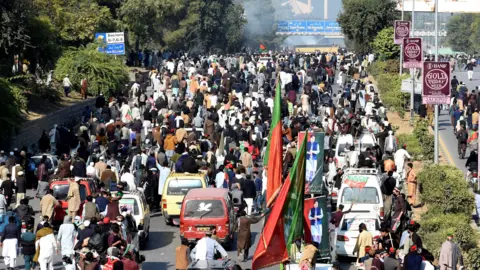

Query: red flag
[[303, 199, 315, 244], [259, 44, 266, 50], [252, 179, 291, 270], [265, 82, 283, 203]]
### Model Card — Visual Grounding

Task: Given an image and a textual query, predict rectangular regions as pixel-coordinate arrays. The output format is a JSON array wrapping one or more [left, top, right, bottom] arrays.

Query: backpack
[[460, 131, 468, 143]]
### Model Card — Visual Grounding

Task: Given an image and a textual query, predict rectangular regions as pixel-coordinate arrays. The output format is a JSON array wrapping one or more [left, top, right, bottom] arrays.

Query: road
[[437, 67, 480, 173]]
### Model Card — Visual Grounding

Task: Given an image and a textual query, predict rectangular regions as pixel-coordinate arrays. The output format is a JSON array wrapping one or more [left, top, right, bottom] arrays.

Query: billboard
[[403, 38, 423, 68], [304, 196, 330, 258], [298, 132, 325, 194], [394, 21, 410, 44], [396, 0, 480, 13], [95, 32, 126, 55], [276, 20, 342, 36], [422, 61, 451, 104]]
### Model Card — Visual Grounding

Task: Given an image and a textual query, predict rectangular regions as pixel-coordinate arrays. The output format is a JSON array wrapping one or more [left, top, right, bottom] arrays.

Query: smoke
[[240, 0, 276, 40], [282, 36, 345, 46]]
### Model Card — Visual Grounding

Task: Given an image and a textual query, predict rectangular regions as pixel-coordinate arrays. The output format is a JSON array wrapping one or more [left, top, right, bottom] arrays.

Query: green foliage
[[466, 248, 480, 269], [417, 165, 474, 215], [375, 73, 408, 117], [0, 78, 28, 141], [337, 0, 398, 54], [366, 60, 400, 77], [418, 165, 478, 259], [397, 134, 422, 160], [54, 43, 129, 97], [446, 14, 480, 54], [33, 0, 114, 46], [413, 119, 434, 161], [371, 27, 399, 60]]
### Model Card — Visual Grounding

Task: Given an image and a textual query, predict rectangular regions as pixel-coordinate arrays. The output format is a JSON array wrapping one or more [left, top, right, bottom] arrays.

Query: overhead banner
[[403, 38, 423, 68], [304, 196, 329, 258], [394, 21, 410, 44], [298, 132, 325, 194], [396, 0, 480, 13], [276, 20, 343, 36], [422, 61, 451, 104]]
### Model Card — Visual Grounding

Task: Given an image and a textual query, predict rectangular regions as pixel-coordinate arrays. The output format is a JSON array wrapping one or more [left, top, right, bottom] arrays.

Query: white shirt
[[36, 233, 57, 259], [210, 95, 218, 107], [158, 165, 171, 195], [121, 172, 136, 191], [394, 149, 411, 168], [86, 165, 96, 177], [215, 172, 225, 188], [63, 77, 72, 87], [191, 237, 228, 261]]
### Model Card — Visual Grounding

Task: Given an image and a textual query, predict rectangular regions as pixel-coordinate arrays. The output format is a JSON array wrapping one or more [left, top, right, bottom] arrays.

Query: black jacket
[[243, 180, 257, 199], [15, 204, 34, 223], [1, 223, 20, 242], [16, 176, 27, 193]]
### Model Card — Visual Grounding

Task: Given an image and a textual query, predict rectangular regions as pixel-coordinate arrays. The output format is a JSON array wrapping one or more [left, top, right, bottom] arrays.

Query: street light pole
[[410, 0, 416, 126], [434, 0, 439, 164], [400, 0, 405, 76]]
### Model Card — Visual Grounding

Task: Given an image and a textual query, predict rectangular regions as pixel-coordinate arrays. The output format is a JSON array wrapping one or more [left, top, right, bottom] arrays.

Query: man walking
[[439, 231, 463, 270], [466, 60, 476, 81], [15, 171, 27, 207], [63, 74, 72, 97], [1, 216, 20, 270], [40, 189, 59, 223]]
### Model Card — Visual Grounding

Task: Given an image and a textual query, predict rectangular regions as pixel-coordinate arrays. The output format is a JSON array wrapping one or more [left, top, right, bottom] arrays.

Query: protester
[[1, 216, 20, 269], [439, 231, 463, 270]]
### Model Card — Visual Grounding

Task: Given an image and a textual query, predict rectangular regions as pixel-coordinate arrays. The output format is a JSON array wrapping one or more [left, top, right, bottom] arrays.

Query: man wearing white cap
[[94, 156, 107, 179], [15, 171, 26, 207]]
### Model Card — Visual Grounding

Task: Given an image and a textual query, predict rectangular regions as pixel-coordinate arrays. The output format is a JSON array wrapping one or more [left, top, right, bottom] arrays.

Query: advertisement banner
[[298, 132, 325, 194], [95, 32, 125, 55], [422, 61, 451, 104], [403, 38, 423, 68], [276, 20, 342, 35], [396, 0, 480, 13], [304, 196, 329, 258], [394, 21, 410, 44]]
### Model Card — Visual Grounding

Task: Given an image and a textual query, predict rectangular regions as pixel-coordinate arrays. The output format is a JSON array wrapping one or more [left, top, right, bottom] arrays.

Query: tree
[[0, 78, 28, 142], [54, 43, 129, 97], [337, 0, 398, 54], [446, 14, 477, 54], [371, 27, 399, 60], [33, 0, 115, 46], [119, 0, 184, 50]]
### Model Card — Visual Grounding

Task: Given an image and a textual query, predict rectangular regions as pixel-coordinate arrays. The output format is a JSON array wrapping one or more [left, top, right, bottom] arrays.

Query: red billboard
[[422, 62, 451, 104], [394, 21, 411, 44], [403, 38, 423, 68]]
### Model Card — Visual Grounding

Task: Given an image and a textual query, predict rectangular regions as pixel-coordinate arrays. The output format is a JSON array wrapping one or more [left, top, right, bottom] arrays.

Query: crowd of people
[[0, 49, 470, 270]]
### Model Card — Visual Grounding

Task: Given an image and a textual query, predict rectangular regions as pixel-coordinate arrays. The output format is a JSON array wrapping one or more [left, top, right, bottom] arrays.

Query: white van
[[336, 168, 384, 219], [335, 134, 354, 169], [356, 132, 377, 153]]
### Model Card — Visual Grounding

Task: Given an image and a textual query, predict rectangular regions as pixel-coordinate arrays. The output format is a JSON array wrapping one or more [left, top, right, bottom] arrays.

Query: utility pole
[[410, 0, 416, 126], [434, 0, 439, 164], [400, 0, 405, 76]]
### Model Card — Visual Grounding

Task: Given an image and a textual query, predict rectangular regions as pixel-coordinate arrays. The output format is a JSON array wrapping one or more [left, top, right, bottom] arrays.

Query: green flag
[[283, 131, 307, 261], [263, 79, 282, 166]]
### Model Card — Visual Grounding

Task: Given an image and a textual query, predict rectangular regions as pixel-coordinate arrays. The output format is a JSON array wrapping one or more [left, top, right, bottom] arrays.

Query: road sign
[[95, 32, 125, 55], [422, 61, 451, 104], [394, 21, 411, 44], [403, 38, 423, 68]]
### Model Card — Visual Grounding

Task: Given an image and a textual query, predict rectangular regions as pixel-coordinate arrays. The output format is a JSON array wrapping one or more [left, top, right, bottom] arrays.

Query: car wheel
[[164, 216, 172, 226]]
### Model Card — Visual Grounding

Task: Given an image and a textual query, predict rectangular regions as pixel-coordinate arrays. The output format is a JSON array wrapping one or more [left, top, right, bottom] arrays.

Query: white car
[[337, 168, 384, 219], [119, 190, 151, 249], [355, 132, 377, 154], [335, 212, 381, 258]]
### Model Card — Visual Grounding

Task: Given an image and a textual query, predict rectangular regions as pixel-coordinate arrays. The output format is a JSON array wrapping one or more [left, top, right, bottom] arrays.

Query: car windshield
[[359, 142, 375, 152], [184, 199, 225, 218], [337, 144, 352, 157], [167, 179, 203, 195], [119, 198, 140, 216], [341, 187, 379, 204], [32, 157, 54, 170], [341, 217, 380, 231], [52, 184, 87, 201]]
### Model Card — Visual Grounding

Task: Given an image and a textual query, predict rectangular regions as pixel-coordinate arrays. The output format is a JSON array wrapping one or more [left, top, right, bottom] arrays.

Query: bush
[[397, 133, 422, 160], [413, 119, 435, 161], [466, 248, 480, 269], [376, 73, 409, 117], [367, 59, 400, 77], [0, 78, 28, 142], [417, 165, 474, 215], [55, 43, 129, 97]]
